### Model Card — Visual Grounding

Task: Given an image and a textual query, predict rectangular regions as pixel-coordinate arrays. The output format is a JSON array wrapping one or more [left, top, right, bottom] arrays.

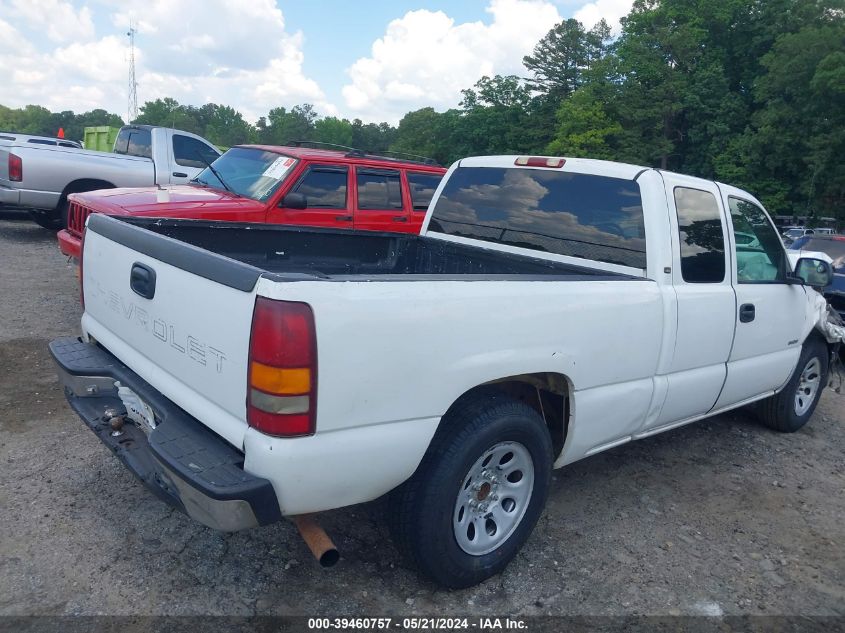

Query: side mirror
[[280, 192, 307, 209], [795, 257, 833, 288]]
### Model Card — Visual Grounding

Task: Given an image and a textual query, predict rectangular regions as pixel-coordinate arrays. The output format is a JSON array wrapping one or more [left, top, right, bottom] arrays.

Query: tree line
[[1, 0, 842, 221]]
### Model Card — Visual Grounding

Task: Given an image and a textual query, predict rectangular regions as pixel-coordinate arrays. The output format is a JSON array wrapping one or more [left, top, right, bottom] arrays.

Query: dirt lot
[[0, 209, 843, 618]]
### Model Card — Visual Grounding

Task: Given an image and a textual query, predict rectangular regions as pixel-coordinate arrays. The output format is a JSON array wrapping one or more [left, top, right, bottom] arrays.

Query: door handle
[[739, 303, 755, 323], [172, 171, 188, 178], [392, 216, 409, 222], [335, 215, 353, 222], [130, 262, 157, 300]]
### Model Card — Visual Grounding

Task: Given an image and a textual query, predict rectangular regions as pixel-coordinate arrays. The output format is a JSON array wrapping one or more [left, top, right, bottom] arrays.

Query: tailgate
[[80, 214, 262, 448]]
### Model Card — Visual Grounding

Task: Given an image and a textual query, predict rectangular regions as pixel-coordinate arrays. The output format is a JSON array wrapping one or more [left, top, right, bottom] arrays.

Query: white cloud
[[0, 0, 334, 124], [341, 0, 636, 123], [341, 0, 563, 123], [8, 0, 95, 42], [0, 0, 635, 129], [573, 0, 633, 32]]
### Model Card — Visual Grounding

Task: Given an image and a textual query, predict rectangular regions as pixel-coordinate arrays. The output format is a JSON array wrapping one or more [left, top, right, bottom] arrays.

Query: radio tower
[[127, 20, 138, 123]]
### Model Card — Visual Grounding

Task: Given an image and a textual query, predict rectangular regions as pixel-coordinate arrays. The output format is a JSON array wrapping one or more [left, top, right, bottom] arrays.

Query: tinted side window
[[728, 197, 786, 283], [407, 172, 442, 211], [674, 187, 726, 283], [357, 169, 403, 210], [173, 134, 219, 168], [292, 166, 347, 209], [114, 128, 152, 159], [428, 167, 646, 268]]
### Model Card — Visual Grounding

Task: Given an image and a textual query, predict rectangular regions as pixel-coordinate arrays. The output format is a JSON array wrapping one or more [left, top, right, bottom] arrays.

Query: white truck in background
[[51, 154, 839, 588], [0, 125, 219, 229]]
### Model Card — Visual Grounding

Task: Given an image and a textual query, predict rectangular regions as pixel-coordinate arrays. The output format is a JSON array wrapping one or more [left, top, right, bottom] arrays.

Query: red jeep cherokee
[[57, 143, 446, 259]]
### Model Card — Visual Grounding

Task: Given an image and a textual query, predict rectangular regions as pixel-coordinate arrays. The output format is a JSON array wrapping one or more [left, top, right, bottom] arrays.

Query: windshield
[[791, 237, 845, 269], [784, 229, 803, 238], [192, 147, 298, 201]]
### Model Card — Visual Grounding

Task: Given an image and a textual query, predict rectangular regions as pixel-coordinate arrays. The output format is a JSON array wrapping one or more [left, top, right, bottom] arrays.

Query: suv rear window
[[407, 172, 442, 211], [428, 167, 646, 268]]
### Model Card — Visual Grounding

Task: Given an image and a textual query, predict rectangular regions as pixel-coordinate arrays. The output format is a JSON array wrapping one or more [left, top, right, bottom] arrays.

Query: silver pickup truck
[[0, 125, 219, 229]]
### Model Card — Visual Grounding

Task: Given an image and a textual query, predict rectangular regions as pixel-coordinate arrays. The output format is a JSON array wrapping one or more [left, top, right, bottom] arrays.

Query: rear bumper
[[49, 336, 282, 531], [57, 229, 82, 259]]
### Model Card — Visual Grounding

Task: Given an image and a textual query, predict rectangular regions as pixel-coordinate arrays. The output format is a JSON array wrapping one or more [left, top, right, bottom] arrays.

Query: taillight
[[514, 156, 565, 168], [8, 153, 22, 181], [247, 297, 317, 437]]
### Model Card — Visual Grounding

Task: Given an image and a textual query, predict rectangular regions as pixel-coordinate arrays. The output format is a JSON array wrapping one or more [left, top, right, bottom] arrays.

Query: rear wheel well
[[57, 179, 116, 228], [60, 179, 116, 205], [443, 374, 571, 458]]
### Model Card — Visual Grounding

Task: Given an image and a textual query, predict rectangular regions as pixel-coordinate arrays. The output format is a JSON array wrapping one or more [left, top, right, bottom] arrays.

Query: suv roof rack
[[285, 140, 440, 167]]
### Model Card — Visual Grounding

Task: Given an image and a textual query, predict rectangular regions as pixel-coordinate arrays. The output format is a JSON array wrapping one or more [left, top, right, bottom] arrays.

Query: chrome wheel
[[453, 441, 534, 556], [794, 357, 822, 417]]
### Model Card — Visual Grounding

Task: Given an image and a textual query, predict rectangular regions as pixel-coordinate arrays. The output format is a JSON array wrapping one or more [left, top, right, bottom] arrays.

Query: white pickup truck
[[0, 125, 219, 229], [50, 155, 839, 588]]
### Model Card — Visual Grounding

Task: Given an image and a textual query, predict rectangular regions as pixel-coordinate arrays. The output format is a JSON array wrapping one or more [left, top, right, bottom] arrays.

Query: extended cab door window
[[728, 197, 786, 283], [274, 165, 350, 229], [674, 187, 726, 283], [353, 167, 411, 232]]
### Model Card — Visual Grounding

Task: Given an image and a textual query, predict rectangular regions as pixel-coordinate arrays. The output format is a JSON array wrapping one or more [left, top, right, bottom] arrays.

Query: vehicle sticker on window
[[263, 157, 296, 180]]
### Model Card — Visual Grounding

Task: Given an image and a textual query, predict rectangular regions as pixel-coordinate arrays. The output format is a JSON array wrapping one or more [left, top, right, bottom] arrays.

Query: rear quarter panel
[[256, 275, 664, 460], [14, 145, 156, 207]]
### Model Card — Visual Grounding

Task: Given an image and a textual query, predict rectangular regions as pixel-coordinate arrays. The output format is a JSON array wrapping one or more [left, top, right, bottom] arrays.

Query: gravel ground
[[0, 209, 843, 618]]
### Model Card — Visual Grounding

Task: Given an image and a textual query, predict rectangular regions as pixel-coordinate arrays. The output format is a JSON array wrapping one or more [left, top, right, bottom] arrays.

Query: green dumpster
[[83, 126, 120, 152]]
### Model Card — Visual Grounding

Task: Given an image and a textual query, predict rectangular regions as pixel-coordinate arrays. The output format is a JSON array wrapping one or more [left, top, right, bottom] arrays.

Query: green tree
[[547, 89, 622, 159], [523, 18, 611, 98], [314, 116, 353, 146], [199, 103, 252, 147]]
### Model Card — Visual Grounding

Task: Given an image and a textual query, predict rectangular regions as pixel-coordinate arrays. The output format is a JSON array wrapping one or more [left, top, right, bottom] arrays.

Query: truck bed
[[95, 216, 641, 284]]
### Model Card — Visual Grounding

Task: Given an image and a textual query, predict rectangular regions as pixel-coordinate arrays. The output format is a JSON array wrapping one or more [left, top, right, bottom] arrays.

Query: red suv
[[58, 143, 447, 259]]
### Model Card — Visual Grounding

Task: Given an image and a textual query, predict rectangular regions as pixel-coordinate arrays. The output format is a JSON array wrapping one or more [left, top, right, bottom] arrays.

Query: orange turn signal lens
[[250, 362, 311, 395]]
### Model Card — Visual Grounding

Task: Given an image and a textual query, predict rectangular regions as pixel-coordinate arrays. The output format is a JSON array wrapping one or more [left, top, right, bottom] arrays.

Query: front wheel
[[756, 337, 829, 433], [389, 391, 553, 588]]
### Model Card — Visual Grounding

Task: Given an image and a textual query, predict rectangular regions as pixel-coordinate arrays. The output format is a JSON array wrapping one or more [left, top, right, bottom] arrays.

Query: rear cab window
[[427, 166, 646, 269], [114, 127, 152, 159]]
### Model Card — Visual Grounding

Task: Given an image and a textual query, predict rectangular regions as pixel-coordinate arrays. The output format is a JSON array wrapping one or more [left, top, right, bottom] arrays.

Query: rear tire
[[757, 337, 829, 433], [388, 390, 553, 588], [29, 209, 62, 231]]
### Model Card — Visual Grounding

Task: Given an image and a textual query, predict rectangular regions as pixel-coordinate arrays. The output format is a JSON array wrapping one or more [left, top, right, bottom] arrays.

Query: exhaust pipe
[[291, 514, 340, 568]]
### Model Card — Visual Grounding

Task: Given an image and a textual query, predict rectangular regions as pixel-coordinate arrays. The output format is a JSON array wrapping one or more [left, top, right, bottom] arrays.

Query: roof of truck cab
[[235, 144, 446, 172], [458, 155, 650, 181]]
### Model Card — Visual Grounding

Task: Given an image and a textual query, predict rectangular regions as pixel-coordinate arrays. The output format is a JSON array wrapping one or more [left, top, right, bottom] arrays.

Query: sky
[[0, 0, 633, 125]]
